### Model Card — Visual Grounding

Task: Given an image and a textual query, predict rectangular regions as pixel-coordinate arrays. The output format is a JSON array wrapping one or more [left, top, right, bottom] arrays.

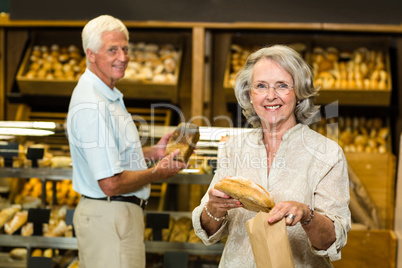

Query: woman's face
[[249, 58, 297, 130]]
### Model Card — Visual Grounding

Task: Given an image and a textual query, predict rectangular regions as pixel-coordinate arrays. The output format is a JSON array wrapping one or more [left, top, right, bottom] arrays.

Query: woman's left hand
[[267, 201, 311, 226]]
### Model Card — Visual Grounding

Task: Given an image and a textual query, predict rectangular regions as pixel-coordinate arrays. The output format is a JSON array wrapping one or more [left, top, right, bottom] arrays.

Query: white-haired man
[[67, 15, 186, 267]]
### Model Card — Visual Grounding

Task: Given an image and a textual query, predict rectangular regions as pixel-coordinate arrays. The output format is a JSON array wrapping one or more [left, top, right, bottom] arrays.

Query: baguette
[[214, 176, 275, 213]]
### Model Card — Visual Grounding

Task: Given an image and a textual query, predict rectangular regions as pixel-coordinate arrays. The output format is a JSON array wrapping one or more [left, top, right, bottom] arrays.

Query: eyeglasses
[[250, 82, 294, 96]]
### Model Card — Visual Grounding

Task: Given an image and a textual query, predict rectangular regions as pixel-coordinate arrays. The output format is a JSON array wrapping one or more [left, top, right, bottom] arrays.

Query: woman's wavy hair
[[234, 44, 320, 128]]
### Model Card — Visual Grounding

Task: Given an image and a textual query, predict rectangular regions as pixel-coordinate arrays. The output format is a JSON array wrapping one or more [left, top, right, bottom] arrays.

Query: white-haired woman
[[192, 45, 351, 267]]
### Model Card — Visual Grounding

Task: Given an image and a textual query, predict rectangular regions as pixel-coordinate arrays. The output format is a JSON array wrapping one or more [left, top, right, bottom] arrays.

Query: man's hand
[[153, 148, 188, 179], [143, 131, 173, 162]]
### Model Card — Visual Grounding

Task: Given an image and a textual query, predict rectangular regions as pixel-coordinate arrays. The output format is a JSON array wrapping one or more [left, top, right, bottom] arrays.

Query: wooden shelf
[[2, 13, 402, 33], [0, 235, 224, 255]]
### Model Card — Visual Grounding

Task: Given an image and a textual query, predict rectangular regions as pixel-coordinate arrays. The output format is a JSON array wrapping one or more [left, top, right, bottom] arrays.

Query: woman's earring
[[297, 100, 300, 104], [250, 100, 253, 104]]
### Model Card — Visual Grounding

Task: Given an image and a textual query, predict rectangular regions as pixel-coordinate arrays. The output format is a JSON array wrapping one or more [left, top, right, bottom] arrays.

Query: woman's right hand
[[201, 188, 242, 236], [206, 188, 243, 217]]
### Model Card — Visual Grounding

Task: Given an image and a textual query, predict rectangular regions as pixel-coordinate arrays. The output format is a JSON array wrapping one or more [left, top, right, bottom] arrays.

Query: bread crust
[[214, 176, 275, 213], [165, 123, 200, 163]]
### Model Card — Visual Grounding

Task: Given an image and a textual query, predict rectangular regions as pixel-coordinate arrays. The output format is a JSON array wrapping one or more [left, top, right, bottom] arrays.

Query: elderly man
[[67, 15, 186, 268]]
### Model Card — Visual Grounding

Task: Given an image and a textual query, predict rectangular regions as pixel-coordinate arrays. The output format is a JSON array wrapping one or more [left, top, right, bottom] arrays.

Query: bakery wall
[[9, 0, 402, 24]]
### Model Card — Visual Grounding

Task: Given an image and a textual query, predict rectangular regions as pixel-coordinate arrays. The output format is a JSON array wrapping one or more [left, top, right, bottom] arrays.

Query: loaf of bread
[[21, 222, 33, 236], [169, 217, 192, 242], [44, 219, 67, 237], [214, 176, 275, 213], [0, 205, 21, 228], [165, 123, 200, 162], [5, 211, 28, 235]]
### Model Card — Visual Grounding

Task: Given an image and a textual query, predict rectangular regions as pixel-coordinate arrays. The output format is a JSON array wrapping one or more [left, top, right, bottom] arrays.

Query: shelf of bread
[[15, 30, 85, 97], [0, 234, 224, 256], [16, 30, 183, 102], [223, 34, 392, 106], [312, 35, 392, 106], [310, 115, 391, 154]]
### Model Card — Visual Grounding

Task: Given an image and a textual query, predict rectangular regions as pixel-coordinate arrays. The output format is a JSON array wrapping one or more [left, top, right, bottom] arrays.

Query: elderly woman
[[192, 45, 351, 267]]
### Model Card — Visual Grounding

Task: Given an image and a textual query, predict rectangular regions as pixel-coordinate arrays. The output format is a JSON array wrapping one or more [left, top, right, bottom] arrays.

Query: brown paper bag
[[246, 211, 295, 268]]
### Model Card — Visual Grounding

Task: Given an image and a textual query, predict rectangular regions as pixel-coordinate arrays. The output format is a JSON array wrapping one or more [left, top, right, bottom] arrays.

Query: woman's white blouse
[[192, 124, 351, 268]]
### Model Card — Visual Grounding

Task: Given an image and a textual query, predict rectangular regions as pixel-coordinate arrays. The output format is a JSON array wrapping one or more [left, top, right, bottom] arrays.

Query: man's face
[[87, 31, 129, 88]]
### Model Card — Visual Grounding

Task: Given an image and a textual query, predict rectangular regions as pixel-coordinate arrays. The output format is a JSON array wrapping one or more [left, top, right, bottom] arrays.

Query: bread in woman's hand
[[214, 176, 275, 213]]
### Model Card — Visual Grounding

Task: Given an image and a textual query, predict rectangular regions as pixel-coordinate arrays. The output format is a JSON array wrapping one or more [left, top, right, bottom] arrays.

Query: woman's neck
[[262, 121, 296, 153]]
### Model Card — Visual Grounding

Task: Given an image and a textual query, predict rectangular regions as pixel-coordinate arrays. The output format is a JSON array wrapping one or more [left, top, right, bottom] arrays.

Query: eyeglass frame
[[249, 81, 294, 96]]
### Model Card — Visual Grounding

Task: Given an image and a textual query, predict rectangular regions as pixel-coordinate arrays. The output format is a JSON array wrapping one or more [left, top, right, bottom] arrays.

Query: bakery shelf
[[0, 235, 77, 250], [0, 235, 224, 255], [145, 241, 224, 255], [158, 173, 213, 185], [0, 167, 213, 185], [145, 210, 192, 218], [0, 167, 72, 180], [315, 88, 391, 107]]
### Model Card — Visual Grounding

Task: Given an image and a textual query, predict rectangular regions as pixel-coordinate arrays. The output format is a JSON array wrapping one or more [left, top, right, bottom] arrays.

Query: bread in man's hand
[[165, 123, 200, 163], [214, 176, 275, 213]]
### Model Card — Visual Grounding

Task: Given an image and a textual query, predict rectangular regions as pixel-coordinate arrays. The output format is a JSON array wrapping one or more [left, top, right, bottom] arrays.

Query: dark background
[[7, 0, 402, 24]]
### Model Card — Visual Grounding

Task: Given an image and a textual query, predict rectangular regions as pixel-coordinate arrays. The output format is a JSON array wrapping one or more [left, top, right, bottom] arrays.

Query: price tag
[[66, 209, 75, 237], [0, 142, 19, 167], [28, 256, 52, 268], [26, 147, 44, 168], [163, 251, 189, 268], [146, 213, 170, 241], [27, 208, 50, 236]]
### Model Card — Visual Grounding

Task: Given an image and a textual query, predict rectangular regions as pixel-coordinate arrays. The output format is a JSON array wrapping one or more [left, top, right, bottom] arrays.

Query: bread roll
[[9, 248, 27, 260], [31, 249, 43, 257], [214, 176, 275, 213], [165, 123, 200, 163]]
